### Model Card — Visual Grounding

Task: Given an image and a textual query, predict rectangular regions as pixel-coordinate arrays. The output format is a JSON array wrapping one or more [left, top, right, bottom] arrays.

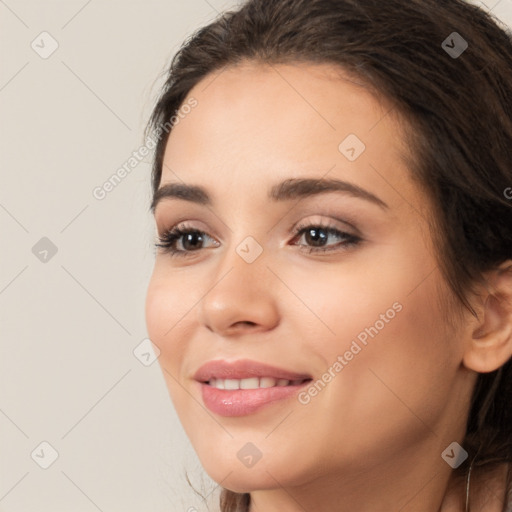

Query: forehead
[[168, 61, 397, 144], [160, 61, 420, 212]]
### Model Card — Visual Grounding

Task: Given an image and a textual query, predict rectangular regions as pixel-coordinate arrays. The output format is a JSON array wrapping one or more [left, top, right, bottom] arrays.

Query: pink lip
[[193, 359, 312, 417], [193, 358, 312, 382]]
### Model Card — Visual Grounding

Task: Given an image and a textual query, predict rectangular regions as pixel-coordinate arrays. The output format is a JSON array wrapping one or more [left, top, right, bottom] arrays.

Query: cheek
[[145, 273, 171, 346], [272, 257, 459, 453], [298, 270, 458, 455], [289, 239, 457, 385], [145, 271, 200, 435], [145, 268, 192, 374]]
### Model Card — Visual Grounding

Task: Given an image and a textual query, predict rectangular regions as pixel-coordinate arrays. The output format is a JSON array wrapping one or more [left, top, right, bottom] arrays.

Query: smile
[[194, 359, 313, 416]]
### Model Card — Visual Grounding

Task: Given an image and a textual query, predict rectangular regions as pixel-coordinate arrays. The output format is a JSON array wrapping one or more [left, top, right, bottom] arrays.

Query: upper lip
[[193, 359, 312, 382]]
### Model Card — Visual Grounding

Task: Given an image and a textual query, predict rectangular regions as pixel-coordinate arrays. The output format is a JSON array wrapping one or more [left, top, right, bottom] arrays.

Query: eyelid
[[290, 214, 360, 237], [156, 218, 214, 238], [305, 214, 351, 226]]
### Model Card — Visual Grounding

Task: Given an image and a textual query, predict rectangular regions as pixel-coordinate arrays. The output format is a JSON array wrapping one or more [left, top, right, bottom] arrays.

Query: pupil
[[306, 228, 327, 247], [184, 233, 203, 250]]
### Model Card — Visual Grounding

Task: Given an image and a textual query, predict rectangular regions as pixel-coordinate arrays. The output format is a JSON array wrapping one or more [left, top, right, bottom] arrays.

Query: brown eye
[[292, 223, 361, 254], [155, 225, 219, 257]]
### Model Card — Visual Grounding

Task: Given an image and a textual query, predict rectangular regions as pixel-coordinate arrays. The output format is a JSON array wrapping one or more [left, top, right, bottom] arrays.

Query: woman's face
[[145, 62, 474, 495]]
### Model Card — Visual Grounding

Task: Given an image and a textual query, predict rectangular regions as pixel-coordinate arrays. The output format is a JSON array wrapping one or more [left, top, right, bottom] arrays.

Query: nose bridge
[[209, 231, 269, 300], [214, 202, 270, 280]]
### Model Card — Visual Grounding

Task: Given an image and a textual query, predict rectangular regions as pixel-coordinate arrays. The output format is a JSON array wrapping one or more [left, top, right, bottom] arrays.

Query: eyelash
[[155, 220, 361, 258]]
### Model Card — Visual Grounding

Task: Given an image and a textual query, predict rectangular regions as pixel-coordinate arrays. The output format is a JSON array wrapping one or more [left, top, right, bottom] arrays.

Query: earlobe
[[462, 260, 512, 374]]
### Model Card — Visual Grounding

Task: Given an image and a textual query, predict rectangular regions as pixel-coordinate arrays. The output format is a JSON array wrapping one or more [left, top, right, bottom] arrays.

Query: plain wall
[[1, 1, 511, 511]]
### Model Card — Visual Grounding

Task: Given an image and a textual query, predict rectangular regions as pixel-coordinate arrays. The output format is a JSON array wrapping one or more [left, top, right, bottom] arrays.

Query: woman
[[144, 0, 512, 510]]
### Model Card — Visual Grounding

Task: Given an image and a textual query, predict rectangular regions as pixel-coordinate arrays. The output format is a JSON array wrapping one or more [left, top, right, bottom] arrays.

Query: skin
[[145, 61, 512, 512]]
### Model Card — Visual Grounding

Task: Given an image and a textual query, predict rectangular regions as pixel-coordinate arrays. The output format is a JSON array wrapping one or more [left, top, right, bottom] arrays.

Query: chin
[[206, 467, 284, 494], [198, 448, 310, 493]]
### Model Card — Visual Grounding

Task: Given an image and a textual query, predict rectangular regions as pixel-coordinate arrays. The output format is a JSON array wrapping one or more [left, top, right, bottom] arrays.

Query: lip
[[194, 359, 313, 417], [193, 358, 312, 382]]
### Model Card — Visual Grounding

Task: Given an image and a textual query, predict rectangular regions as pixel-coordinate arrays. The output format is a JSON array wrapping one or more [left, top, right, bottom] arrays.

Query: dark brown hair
[[146, 1, 512, 510]]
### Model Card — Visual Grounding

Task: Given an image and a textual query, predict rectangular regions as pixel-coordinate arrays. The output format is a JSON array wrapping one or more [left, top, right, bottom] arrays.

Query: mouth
[[205, 376, 311, 390], [194, 359, 313, 417]]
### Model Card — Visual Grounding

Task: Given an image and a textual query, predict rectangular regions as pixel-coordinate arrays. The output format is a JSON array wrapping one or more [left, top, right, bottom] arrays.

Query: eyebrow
[[150, 177, 389, 213]]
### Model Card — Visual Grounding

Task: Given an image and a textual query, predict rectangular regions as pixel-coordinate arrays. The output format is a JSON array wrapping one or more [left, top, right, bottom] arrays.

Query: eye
[[155, 222, 219, 258], [155, 220, 362, 258], [290, 221, 361, 254]]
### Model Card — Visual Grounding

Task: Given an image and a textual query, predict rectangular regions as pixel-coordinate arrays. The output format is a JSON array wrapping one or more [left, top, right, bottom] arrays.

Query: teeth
[[240, 378, 259, 389], [224, 379, 239, 390], [260, 377, 276, 388], [207, 377, 295, 389]]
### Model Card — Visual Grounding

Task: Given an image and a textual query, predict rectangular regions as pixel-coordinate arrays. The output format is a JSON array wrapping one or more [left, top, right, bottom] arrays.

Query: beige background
[[1, 1, 511, 511]]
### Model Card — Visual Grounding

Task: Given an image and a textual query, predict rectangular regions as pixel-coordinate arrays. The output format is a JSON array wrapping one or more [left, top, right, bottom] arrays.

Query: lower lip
[[199, 381, 311, 417]]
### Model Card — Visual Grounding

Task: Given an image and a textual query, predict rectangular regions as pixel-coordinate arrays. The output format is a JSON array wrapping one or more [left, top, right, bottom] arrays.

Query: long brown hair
[[146, 1, 512, 510]]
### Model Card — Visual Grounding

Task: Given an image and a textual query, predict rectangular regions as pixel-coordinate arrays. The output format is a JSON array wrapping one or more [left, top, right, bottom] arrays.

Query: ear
[[462, 260, 512, 373]]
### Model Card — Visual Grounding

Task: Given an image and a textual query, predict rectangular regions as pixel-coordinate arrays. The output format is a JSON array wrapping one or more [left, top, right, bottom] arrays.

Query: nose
[[199, 242, 280, 337]]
